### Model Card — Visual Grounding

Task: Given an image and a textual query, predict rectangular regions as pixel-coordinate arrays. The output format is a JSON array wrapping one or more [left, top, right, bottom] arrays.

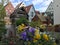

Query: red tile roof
[[24, 4, 33, 13], [35, 11, 40, 14]]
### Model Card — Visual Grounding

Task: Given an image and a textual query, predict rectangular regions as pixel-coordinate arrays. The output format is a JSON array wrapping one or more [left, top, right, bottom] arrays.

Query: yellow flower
[[40, 25, 46, 29], [43, 34, 49, 41], [34, 34, 41, 40], [35, 29, 40, 34], [21, 24, 25, 27], [17, 25, 25, 31], [33, 39, 37, 43], [34, 29, 41, 39]]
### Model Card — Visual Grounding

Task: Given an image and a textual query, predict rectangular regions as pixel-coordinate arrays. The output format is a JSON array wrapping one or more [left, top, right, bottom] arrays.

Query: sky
[[10, 0, 53, 12]]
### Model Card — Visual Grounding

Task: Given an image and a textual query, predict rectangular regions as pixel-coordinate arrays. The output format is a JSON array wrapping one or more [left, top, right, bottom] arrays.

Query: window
[[52, 8, 53, 9], [57, 5, 59, 7], [31, 12, 33, 17], [9, 10, 11, 12]]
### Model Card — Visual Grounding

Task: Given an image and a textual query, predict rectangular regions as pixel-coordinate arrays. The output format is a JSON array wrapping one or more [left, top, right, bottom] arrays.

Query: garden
[[0, 17, 58, 45]]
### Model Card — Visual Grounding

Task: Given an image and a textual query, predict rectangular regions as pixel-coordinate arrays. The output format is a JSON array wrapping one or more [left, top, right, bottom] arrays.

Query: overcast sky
[[10, 0, 53, 12]]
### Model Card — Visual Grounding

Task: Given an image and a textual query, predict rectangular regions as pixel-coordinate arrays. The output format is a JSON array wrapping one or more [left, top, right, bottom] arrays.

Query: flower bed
[[16, 24, 57, 45]]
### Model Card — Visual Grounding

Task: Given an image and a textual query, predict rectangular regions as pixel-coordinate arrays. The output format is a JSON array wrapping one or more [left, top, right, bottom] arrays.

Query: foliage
[[0, 21, 7, 36], [0, 4, 6, 37], [16, 17, 28, 26], [30, 21, 42, 27], [0, 4, 6, 19]]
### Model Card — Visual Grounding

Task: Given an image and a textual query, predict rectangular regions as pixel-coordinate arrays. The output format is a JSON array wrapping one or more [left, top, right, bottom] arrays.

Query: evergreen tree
[[0, 0, 7, 38]]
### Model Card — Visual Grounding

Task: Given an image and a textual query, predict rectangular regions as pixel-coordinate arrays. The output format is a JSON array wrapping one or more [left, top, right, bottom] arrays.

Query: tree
[[16, 17, 28, 26], [0, 0, 8, 37], [0, 4, 6, 19]]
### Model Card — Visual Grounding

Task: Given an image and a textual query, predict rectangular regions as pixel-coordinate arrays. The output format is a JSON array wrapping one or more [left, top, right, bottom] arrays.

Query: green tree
[[16, 17, 28, 26], [0, 4, 6, 19], [0, 0, 7, 37]]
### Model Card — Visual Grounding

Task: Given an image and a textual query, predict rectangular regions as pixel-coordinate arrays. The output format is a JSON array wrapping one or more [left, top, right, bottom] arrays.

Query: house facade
[[4, 2, 15, 37], [5, 2, 15, 16], [45, 2, 54, 25], [15, 2, 36, 22], [32, 11, 47, 25], [10, 2, 28, 24], [53, 0, 60, 25]]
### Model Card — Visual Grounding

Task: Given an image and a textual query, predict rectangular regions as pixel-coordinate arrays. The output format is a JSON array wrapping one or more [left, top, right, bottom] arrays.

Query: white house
[[25, 4, 36, 22], [45, 2, 54, 25], [15, 2, 36, 22], [53, 0, 60, 25]]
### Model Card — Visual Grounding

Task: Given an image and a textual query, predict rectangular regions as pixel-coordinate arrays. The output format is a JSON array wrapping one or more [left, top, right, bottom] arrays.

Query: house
[[10, 2, 28, 23], [45, 2, 54, 25], [24, 4, 36, 22], [4, 2, 15, 37], [32, 11, 47, 25], [5, 2, 15, 16], [37, 13, 47, 24], [13, 2, 36, 22], [53, 0, 60, 25]]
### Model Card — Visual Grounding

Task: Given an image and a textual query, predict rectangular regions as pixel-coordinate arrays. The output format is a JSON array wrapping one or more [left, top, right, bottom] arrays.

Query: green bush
[[30, 21, 41, 27], [16, 17, 28, 26]]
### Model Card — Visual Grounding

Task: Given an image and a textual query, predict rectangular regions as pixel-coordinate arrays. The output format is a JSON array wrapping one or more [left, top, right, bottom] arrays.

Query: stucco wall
[[54, 0, 60, 25]]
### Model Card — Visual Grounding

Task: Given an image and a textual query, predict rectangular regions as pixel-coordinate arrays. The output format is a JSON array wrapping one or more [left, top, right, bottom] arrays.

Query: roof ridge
[[26, 4, 33, 7]]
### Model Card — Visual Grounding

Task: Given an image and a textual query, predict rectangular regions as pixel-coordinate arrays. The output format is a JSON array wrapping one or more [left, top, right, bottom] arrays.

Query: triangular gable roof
[[4, 2, 15, 15], [4, 2, 14, 10], [15, 2, 34, 13], [4, 2, 12, 7], [24, 4, 33, 13], [37, 14, 46, 21], [32, 15, 40, 21], [45, 2, 53, 12], [15, 2, 23, 9]]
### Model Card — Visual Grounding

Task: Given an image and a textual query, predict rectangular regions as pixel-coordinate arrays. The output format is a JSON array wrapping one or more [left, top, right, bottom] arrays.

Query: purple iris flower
[[20, 32, 27, 40], [29, 27, 35, 33], [20, 27, 35, 41]]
